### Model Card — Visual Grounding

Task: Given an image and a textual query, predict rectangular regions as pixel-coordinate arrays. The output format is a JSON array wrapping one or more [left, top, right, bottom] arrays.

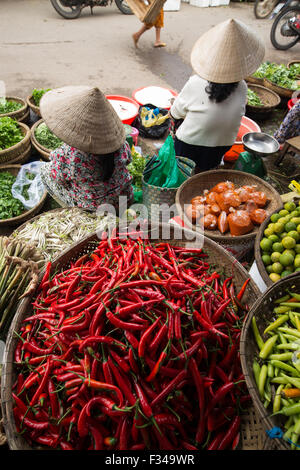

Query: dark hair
[[205, 81, 239, 104], [99, 152, 115, 182]]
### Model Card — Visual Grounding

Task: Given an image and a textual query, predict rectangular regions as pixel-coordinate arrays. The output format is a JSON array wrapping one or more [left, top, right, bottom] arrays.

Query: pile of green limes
[[260, 201, 300, 283]]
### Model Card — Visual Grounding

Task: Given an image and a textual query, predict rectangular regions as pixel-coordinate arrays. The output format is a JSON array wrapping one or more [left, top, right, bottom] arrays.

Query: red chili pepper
[[237, 278, 250, 301], [150, 370, 188, 408], [106, 310, 146, 332], [145, 348, 168, 383], [138, 316, 161, 359], [84, 378, 124, 407], [107, 356, 136, 407], [217, 416, 241, 450]]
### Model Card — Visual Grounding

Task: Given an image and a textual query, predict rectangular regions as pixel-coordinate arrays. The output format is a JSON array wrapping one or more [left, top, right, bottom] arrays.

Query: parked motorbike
[[50, 0, 132, 19], [270, 3, 300, 49], [254, 0, 296, 19]]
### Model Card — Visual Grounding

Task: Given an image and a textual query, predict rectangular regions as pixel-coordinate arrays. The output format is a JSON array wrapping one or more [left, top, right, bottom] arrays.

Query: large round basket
[[246, 84, 281, 120], [240, 272, 300, 451], [0, 97, 28, 123], [246, 75, 264, 86], [175, 169, 283, 260], [287, 60, 300, 79], [26, 94, 41, 117], [1, 222, 263, 450], [30, 119, 51, 161], [0, 122, 31, 165], [0, 165, 48, 227], [263, 78, 294, 99]]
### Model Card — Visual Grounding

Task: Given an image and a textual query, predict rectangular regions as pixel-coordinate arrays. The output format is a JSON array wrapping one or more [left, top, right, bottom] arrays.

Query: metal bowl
[[242, 132, 280, 156]]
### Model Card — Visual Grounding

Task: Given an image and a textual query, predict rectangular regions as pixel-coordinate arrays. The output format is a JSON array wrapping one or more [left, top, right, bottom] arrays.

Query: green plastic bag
[[234, 151, 266, 179], [146, 135, 187, 188]]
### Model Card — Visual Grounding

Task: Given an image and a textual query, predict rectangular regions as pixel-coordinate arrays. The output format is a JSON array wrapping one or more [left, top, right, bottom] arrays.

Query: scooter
[[270, 2, 300, 50], [50, 0, 132, 19], [254, 0, 296, 19]]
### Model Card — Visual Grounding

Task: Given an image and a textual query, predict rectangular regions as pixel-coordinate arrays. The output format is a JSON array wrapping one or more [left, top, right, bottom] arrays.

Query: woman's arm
[[170, 77, 194, 120]]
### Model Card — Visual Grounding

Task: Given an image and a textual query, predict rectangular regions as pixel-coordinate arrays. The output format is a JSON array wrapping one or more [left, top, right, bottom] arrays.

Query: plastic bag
[[12, 161, 46, 210], [234, 151, 266, 179], [145, 135, 188, 188], [133, 104, 170, 139]]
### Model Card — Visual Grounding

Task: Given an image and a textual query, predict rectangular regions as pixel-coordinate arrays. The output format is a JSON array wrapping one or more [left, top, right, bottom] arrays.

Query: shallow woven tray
[[0, 164, 48, 227], [30, 119, 51, 161], [0, 96, 28, 122], [246, 84, 281, 117], [1, 223, 261, 450], [175, 169, 283, 255], [240, 272, 300, 451], [26, 95, 41, 117], [0, 122, 31, 165]]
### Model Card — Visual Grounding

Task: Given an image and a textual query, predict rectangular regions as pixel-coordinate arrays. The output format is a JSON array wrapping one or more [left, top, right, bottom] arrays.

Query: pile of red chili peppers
[[12, 233, 252, 450]]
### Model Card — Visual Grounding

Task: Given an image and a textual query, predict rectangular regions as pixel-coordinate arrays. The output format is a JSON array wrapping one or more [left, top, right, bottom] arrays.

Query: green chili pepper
[[280, 302, 300, 309], [251, 316, 264, 350], [273, 403, 300, 416], [271, 377, 289, 385], [259, 335, 278, 359], [270, 360, 300, 376], [275, 294, 291, 304], [273, 384, 284, 413], [264, 315, 289, 334], [269, 352, 293, 362], [291, 416, 300, 450], [287, 291, 300, 301], [258, 364, 268, 399], [278, 327, 300, 339], [280, 373, 300, 388], [252, 359, 261, 388], [267, 362, 274, 378], [274, 306, 291, 315]]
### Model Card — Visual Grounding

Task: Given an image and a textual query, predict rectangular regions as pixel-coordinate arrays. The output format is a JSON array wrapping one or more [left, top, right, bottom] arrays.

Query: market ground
[[1, 0, 300, 98]]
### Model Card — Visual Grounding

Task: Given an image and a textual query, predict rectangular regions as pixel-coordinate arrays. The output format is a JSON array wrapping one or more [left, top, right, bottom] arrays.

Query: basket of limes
[[255, 200, 300, 286]]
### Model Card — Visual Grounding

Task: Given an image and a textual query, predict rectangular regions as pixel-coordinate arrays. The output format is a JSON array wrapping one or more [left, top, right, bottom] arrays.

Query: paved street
[[1, 0, 300, 98]]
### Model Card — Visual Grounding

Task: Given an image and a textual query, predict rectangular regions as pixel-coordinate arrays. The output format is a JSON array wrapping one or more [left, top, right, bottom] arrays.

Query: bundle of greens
[[0, 99, 23, 114], [32, 88, 51, 107], [253, 62, 299, 90], [0, 171, 25, 220], [289, 62, 300, 78], [35, 122, 63, 150], [0, 117, 24, 150], [247, 89, 263, 107], [127, 147, 146, 190]]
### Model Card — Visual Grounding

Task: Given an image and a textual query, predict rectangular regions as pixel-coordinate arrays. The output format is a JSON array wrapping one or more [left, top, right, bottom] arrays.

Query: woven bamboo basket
[[26, 94, 41, 117], [30, 119, 51, 161], [240, 272, 300, 451], [246, 84, 281, 119], [246, 75, 264, 86], [287, 60, 300, 79], [263, 78, 294, 99], [0, 122, 31, 165], [175, 169, 283, 261], [1, 223, 265, 450], [0, 97, 28, 123], [0, 165, 48, 227]]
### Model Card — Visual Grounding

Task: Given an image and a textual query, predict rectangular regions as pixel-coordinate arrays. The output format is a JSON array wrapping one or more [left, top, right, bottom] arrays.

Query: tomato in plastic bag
[[216, 190, 241, 213], [227, 210, 254, 236], [211, 181, 235, 193], [249, 208, 268, 225], [201, 213, 218, 230], [217, 211, 229, 234]]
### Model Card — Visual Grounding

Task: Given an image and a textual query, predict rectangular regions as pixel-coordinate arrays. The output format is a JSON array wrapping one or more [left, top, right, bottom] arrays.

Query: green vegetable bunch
[[0, 117, 23, 150], [253, 62, 300, 90], [0, 99, 23, 114], [289, 63, 300, 79], [0, 171, 25, 220], [127, 148, 146, 190], [247, 89, 263, 107], [32, 88, 51, 107], [35, 122, 63, 150]]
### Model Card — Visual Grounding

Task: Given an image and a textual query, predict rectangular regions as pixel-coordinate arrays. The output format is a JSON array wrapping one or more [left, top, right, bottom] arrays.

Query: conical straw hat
[[40, 86, 125, 154], [190, 19, 265, 83]]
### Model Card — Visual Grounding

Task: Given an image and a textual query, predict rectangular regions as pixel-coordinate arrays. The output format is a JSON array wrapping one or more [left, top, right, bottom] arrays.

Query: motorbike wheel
[[115, 0, 133, 14], [50, 0, 82, 19], [270, 5, 300, 50], [254, 0, 278, 19]]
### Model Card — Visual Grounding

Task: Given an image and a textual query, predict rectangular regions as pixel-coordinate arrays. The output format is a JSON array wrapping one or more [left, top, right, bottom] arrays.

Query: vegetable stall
[[0, 72, 300, 452]]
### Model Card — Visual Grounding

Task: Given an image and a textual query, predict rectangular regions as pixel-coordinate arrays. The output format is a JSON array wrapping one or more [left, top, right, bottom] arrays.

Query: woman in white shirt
[[170, 19, 265, 172]]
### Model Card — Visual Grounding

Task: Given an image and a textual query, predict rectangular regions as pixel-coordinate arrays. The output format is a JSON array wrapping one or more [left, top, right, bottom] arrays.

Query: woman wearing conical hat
[[39, 86, 133, 212], [170, 19, 265, 173]]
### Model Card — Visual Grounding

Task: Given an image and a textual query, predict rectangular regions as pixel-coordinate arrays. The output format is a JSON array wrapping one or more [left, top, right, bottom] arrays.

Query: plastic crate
[[163, 0, 181, 10], [190, 0, 209, 7]]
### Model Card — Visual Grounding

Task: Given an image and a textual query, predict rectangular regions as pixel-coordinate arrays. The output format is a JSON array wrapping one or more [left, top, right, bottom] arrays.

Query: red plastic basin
[[224, 116, 261, 162], [106, 95, 139, 125], [288, 98, 300, 110], [132, 86, 178, 110]]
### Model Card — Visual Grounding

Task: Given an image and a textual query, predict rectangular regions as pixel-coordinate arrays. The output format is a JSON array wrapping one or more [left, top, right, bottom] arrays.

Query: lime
[[284, 202, 296, 212], [264, 228, 274, 238], [295, 244, 300, 254], [295, 257, 300, 269], [281, 270, 292, 278], [283, 249, 295, 257], [272, 262, 283, 274], [279, 209, 289, 217], [285, 265, 294, 272], [288, 230, 300, 242], [271, 252, 281, 263], [282, 236, 297, 249], [269, 273, 281, 282], [295, 267, 300, 272], [291, 217, 300, 225], [280, 232, 288, 239], [298, 225, 300, 235], [273, 222, 285, 234], [270, 213, 281, 223], [272, 242, 284, 253], [268, 234, 279, 243], [260, 238, 273, 252], [266, 265, 274, 274], [285, 221, 297, 232], [262, 254, 272, 266], [290, 210, 299, 218], [279, 252, 295, 267]]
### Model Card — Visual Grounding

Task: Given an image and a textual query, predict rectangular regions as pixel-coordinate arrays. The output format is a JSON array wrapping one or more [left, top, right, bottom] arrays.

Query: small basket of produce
[[0, 165, 47, 227], [175, 169, 283, 260], [26, 88, 51, 118], [1, 222, 261, 450], [246, 84, 281, 119], [254, 200, 300, 286], [240, 272, 300, 451], [287, 60, 300, 80], [30, 119, 63, 161], [251, 62, 300, 100], [0, 97, 29, 124], [0, 118, 31, 165]]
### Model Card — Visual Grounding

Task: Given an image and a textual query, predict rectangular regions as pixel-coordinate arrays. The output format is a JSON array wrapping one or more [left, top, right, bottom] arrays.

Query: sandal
[[154, 42, 166, 48]]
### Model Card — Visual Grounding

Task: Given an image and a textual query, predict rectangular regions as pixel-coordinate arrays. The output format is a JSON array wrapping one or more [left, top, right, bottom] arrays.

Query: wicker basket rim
[[0, 96, 28, 118], [175, 169, 282, 242], [30, 119, 53, 155], [247, 84, 281, 109], [0, 122, 30, 156], [264, 77, 295, 93]]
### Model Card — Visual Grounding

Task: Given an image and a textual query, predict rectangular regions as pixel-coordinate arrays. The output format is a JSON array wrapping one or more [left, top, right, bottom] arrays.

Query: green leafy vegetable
[[32, 88, 51, 107], [127, 148, 146, 190], [35, 122, 63, 150], [0, 117, 24, 150], [0, 99, 23, 114], [253, 62, 300, 90], [247, 89, 263, 107], [289, 63, 300, 77], [0, 171, 25, 220]]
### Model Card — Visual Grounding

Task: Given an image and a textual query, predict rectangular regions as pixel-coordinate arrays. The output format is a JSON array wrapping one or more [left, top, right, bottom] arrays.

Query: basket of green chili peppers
[[240, 272, 300, 450]]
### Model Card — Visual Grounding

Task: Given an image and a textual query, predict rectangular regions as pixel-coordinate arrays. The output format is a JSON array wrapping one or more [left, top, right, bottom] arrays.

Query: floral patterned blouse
[[42, 141, 133, 211], [274, 101, 300, 144]]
